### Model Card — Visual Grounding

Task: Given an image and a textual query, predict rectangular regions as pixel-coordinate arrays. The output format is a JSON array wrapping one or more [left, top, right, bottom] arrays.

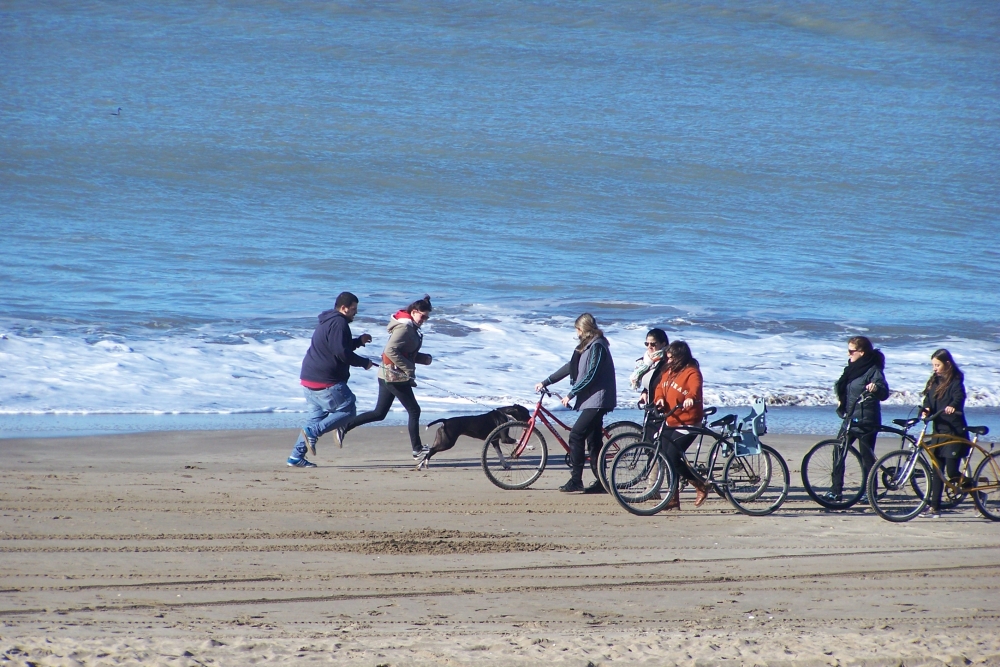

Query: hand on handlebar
[[560, 394, 572, 408], [534, 382, 546, 393]]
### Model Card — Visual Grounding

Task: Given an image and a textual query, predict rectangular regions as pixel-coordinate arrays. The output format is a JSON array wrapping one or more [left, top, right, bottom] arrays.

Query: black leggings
[[831, 429, 878, 496], [344, 379, 422, 452], [929, 453, 962, 512], [662, 428, 699, 495], [568, 408, 608, 482]]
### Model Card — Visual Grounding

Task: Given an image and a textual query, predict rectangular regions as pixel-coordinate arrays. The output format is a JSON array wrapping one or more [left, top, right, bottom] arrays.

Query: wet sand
[[2, 425, 999, 666]]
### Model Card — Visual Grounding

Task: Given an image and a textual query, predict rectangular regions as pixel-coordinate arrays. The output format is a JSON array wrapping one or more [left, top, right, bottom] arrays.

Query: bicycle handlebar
[[921, 408, 963, 423]]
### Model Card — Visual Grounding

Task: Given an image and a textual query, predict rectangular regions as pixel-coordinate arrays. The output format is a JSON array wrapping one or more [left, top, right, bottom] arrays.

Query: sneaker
[[582, 480, 607, 495], [301, 428, 318, 457], [858, 493, 868, 505], [412, 449, 424, 460], [414, 447, 431, 470], [287, 456, 317, 468], [822, 491, 842, 502], [332, 426, 346, 449], [559, 479, 585, 493]]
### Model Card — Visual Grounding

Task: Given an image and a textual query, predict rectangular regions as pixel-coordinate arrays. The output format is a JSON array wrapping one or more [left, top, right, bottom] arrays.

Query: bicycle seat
[[969, 425, 989, 436], [710, 414, 737, 428], [893, 418, 920, 428], [703, 406, 717, 417]]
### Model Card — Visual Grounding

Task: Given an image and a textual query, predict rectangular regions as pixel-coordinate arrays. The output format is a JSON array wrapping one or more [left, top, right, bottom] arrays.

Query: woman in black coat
[[830, 336, 890, 502], [920, 348, 969, 516]]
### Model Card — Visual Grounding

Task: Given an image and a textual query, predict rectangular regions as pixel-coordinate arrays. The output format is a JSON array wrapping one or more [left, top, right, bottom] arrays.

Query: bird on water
[[111, 107, 122, 115]]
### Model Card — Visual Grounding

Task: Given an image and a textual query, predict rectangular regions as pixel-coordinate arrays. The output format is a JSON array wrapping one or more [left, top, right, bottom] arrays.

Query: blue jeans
[[290, 383, 357, 459]]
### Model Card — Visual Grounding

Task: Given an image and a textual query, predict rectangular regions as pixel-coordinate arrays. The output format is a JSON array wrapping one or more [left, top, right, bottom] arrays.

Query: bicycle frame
[[888, 416, 997, 496], [515, 389, 634, 458]]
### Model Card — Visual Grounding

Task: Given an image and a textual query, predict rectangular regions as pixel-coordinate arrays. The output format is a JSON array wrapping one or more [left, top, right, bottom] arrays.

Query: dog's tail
[[425, 418, 446, 429]]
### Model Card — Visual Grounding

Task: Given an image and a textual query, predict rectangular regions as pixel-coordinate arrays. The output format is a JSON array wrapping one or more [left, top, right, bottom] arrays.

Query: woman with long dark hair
[[829, 335, 890, 503], [535, 313, 617, 494], [341, 295, 433, 459], [920, 348, 969, 517], [652, 340, 709, 510]]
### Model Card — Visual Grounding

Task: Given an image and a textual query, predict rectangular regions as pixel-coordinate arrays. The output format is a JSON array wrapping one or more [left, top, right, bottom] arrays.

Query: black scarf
[[835, 350, 883, 409]]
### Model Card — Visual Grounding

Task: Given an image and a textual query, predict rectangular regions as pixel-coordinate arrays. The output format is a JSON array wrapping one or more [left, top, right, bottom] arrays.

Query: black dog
[[419, 405, 531, 468]]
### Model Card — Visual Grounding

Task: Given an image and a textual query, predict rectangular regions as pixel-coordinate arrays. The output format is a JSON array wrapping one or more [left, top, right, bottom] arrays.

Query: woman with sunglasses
[[630, 328, 669, 407], [830, 336, 889, 502]]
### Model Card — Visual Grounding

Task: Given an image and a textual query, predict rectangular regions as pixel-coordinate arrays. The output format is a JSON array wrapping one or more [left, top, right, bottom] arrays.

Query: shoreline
[[2, 426, 1000, 665], [4, 405, 1000, 441]]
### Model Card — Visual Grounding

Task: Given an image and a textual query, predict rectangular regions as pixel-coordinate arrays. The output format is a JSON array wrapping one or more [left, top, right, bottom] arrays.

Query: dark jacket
[[300, 310, 370, 385], [922, 376, 968, 457], [543, 336, 616, 411], [835, 350, 889, 429]]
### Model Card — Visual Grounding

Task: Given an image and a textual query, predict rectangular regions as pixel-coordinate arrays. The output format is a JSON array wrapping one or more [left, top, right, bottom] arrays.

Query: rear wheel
[[867, 450, 929, 522], [723, 444, 789, 516], [604, 420, 642, 441], [972, 452, 1000, 521], [481, 421, 548, 490], [801, 439, 864, 509], [609, 442, 676, 516], [597, 431, 642, 492]]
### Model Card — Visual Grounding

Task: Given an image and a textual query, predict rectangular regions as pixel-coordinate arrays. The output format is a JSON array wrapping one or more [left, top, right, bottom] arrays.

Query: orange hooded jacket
[[652, 364, 703, 426]]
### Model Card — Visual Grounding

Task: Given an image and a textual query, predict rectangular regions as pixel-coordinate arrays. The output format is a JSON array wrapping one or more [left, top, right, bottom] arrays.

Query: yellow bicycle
[[867, 410, 997, 522]]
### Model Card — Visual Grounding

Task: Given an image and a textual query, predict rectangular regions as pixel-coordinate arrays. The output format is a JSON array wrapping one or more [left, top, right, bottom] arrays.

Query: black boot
[[559, 478, 585, 492]]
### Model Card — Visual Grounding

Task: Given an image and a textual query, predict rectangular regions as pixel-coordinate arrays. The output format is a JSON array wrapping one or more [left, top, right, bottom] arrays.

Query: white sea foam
[[1, 313, 999, 417]]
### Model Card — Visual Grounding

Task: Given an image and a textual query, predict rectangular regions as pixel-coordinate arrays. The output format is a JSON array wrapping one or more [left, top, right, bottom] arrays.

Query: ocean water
[[2, 1, 999, 438]]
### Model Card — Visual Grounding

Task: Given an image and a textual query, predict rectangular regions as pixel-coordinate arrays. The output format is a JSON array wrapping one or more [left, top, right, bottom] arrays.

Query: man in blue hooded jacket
[[287, 292, 374, 467]]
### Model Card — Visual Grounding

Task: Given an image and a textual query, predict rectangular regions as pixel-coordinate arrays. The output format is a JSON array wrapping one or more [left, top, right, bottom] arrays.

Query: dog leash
[[415, 376, 501, 411]]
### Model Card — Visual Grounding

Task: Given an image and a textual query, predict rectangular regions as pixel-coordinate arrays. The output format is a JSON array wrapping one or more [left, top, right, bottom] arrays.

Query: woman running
[[341, 295, 433, 459], [829, 336, 890, 503], [652, 340, 709, 510], [535, 313, 617, 494], [920, 348, 969, 517]]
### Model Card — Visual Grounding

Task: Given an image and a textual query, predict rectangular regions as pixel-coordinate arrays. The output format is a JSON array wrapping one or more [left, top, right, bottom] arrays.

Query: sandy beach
[[2, 424, 1000, 666]]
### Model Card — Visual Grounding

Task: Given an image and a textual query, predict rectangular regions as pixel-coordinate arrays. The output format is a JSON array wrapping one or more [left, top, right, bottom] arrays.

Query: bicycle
[[608, 399, 790, 516], [867, 409, 997, 522], [595, 405, 720, 493], [800, 392, 919, 510], [480, 388, 640, 490]]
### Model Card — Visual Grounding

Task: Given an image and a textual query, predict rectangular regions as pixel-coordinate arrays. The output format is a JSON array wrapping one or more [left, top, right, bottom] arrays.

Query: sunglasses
[[848, 348, 860, 355], [645, 342, 660, 348]]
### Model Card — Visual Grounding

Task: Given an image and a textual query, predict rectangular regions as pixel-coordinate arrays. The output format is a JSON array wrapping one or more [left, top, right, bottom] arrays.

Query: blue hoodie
[[299, 310, 370, 385]]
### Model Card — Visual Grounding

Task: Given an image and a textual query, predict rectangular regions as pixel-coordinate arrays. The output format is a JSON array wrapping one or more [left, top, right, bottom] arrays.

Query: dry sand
[[2, 423, 999, 666]]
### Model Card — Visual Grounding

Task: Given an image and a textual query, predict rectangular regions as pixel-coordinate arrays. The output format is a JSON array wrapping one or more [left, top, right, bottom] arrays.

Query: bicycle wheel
[[972, 451, 1000, 521], [801, 439, 864, 509], [596, 431, 642, 492], [481, 421, 548, 490], [604, 420, 642, 441], [867, 449, 930, 522], [723, 444, 789, 516], [609, 442, 676, 516]]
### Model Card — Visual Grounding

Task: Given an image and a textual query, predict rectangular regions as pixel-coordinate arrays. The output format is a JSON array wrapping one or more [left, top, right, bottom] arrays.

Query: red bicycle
[[481, 388, 640, 490]]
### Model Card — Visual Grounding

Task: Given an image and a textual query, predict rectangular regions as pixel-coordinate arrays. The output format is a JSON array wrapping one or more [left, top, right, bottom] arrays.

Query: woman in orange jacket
[[653, 341, 709, 510]]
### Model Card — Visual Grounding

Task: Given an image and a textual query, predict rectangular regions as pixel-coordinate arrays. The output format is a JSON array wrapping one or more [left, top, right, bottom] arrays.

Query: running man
[[287, 292, 374, 467]]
